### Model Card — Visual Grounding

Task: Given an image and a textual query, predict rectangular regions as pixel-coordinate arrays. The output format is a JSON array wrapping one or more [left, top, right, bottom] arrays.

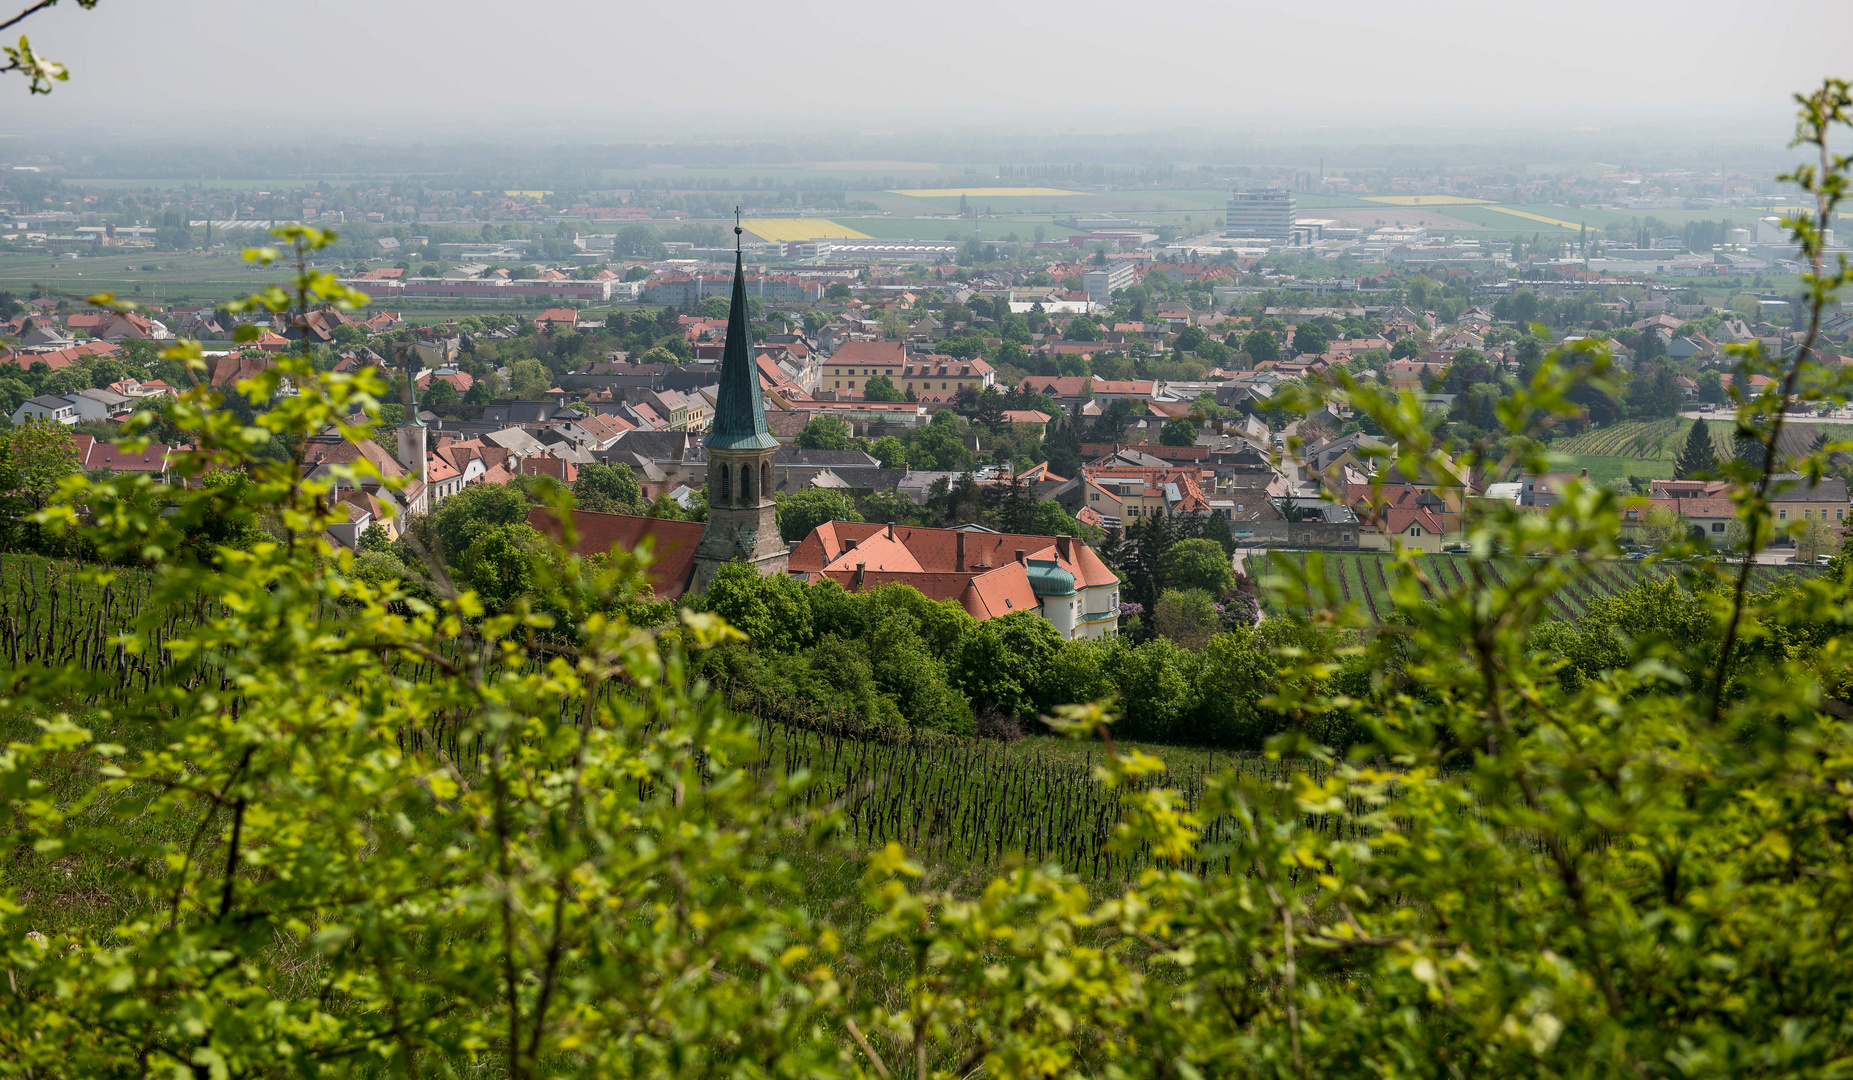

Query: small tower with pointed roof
[[690, 211, 787, 593]]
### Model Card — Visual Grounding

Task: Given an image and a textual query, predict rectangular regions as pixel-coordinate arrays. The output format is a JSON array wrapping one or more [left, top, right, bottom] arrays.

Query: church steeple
[[706, 211, 777, 452], [689, 209, 788, 594]]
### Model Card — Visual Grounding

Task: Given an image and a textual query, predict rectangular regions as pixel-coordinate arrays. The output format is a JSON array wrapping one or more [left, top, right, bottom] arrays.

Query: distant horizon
[[0, 0, 1844, 162], [0, 107, 1818, 183]]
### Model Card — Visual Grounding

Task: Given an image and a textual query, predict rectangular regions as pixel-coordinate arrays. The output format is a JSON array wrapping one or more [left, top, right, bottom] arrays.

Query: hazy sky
[[8, 0, 1852, 139]]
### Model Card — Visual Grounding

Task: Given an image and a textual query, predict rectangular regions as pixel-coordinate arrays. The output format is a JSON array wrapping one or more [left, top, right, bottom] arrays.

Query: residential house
[[1769, 474, 1850, 530], [1075, 466, 1213, 526], [480, 426, 549, 467], [207, 351, 274, 387], [416, 365, 474, 394], [527, 509, 708, 600], [300, 428, 429, 517], [820, 340, 907, 398], [898, 355, 996, 403], [11, 395, 76, 426], [0, 340, 122, 372], [79, 439, 176, 483], [1306, 433, 1386, 493], [787, 522, 1122, 639], [63, 386, 133, 423], [18, 324, 75, 352], [109, 378, 175, 403], [1349, 483, 1460, 552]]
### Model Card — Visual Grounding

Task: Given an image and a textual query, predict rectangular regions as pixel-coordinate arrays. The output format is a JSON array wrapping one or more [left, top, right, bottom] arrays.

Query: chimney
[[1015, 548, 1026, 565], [853, 562, 866, 590], [956, 530, 966, 572], [1056, 534, 1072, 561]]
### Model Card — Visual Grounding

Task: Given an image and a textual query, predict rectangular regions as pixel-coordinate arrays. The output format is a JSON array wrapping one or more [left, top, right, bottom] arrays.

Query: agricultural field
[[1479, 205, 1594, 230], [738, 704, 1345, 886], [887, 187, 1085, 198], [739, 218, 871, 242], [831, 216, 1081, 241], [1359, 195, 1493, 206], [1554, 454, 1674, 484], [1259, 549, 1817, 624], [0, 548, 1330, 890], [1552, 417, 1697, 460], [1429, 204, 1590, 232], [0, 249, 279, 305], [1547, 418, 1851, 483]]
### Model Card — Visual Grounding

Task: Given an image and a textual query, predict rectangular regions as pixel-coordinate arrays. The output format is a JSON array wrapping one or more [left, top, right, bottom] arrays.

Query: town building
[[899, 355, 995, 403], [1082, 262, 1138, 305], [690, 239, 789, 591], [1225, 189, 1297, 243], [787, 522, 1121, 639], [1769, 474, 1850, 528], [820, 340, 905, 397], [12, 395, 77, 426]]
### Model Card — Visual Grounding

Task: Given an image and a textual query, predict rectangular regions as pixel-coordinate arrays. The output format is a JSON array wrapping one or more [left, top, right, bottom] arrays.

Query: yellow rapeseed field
[[1360, 195, 1492, 206], [1480, 206, 1589, 230], [888, 187, 1085, 198], [739, 219, 873, 243]]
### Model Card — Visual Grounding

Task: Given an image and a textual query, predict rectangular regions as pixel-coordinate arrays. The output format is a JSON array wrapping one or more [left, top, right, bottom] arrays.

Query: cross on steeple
[[734, 205, 742, 253]]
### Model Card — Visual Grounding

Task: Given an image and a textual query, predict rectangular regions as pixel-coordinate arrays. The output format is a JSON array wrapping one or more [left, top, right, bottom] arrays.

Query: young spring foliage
[[0, 83, 1850, 1079]]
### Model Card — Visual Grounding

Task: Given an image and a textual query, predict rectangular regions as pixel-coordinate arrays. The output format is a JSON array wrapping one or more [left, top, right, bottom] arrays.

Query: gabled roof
[[527, 508, 706, 600], [210, 351, 274, 387], [825, 340, 907, 365], [1380, 506, 1450, 536], [790, 520, 1118, 598]]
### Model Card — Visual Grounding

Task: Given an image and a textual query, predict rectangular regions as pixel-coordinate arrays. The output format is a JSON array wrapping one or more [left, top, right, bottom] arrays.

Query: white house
[[63, 387, 133, 423], [12, 395, 77, 426]]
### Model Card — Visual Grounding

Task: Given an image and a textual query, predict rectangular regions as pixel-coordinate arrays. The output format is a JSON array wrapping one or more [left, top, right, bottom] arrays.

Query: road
[[1678, 409, 1853, 424]]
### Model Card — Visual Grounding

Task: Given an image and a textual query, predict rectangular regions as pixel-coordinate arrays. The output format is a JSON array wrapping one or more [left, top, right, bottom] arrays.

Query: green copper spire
[[704, 209, 777, 451]]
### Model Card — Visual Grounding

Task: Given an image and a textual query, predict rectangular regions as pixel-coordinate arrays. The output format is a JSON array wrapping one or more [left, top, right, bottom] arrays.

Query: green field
[[1549, 418, 1853, 481], [1261, 549, 1816, 623], [0, 249, 284, 304], [834, 216, 1083, 241], [1555, 454, 1674, 484], [1427, 204, 1588, 232]]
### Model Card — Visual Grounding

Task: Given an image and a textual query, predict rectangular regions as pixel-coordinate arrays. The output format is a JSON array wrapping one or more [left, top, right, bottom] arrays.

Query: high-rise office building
[[1224, 189, 1297, 242]]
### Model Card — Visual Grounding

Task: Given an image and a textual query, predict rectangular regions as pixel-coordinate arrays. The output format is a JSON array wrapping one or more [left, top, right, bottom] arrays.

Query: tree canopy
[[795, 414, 853, 451], [1675, 418, 1718, 479]]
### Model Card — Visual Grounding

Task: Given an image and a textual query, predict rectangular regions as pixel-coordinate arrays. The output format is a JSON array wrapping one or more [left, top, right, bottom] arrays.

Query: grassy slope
[[1258, 550, 1821, 620], [1550, 419, 1853, 482]]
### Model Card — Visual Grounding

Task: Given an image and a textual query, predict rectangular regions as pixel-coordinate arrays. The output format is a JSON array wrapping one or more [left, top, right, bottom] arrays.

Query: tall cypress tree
[[1675, 418, 1718, 479]]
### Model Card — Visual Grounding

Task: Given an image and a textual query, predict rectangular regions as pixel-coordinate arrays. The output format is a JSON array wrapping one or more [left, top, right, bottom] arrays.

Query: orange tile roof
[[790, 520, 1117, 622], [827, 340, 906, 366], [528, 508, 706, 600]]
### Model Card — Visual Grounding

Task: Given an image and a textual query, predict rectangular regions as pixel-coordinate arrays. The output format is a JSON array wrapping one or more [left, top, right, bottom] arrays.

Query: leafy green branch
[[0, 0, 95, 93]]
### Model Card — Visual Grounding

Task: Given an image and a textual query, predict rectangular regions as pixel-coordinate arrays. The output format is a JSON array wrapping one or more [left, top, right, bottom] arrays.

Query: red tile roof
[[827, 340, 906, 366], [527, 509, 706, 600], [86, 442, 172, 473], [790, 520, 1117, 621], [0, 340, 122, 371]]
